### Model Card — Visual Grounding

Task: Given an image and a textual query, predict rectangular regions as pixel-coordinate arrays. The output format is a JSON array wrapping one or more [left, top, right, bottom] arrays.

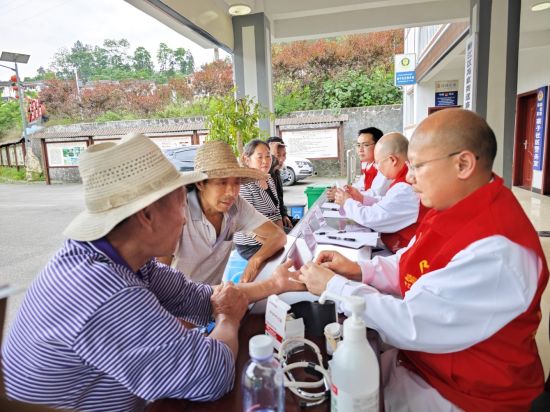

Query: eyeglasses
[[406, 151, 462, 173], [374, 156, 391, 169], [355, 142, 375, 149]]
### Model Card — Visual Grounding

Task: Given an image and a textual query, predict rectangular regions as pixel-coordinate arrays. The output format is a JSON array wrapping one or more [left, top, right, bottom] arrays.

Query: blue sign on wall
[[395, 71, 416, 86], [534, 86, 547, 171], [435, 91, 458, 107]]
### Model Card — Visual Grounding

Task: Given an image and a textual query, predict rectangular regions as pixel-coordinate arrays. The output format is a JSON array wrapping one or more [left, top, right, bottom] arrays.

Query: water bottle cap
[[249, 335, 274, 359]]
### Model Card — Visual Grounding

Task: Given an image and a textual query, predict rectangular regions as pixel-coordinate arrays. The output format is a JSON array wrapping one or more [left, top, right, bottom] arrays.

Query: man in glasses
[[327, 127, 391, 201], [297, 108, 548, 411], [333, 132, 428, 253]]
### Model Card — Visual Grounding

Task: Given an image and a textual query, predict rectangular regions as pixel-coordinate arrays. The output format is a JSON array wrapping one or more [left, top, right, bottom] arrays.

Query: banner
[[534, 86, 547, 171]]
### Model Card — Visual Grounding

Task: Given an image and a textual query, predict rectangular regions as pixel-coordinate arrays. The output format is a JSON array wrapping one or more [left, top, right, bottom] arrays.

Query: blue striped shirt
[[2, 239, 235, 411]]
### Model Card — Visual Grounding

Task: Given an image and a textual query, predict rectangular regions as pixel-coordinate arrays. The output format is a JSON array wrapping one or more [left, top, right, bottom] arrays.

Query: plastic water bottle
[[242, 334, 285, 412]]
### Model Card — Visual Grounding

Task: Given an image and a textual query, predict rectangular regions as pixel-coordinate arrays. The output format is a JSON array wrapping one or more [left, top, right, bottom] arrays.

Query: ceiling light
[[531, 2, 550, 11], [228, 4, 252, 16]]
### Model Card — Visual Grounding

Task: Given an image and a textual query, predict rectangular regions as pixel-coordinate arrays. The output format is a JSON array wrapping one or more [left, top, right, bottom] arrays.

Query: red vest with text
[[398, 175, 548, 411], [380, 164, 429, 252], [363, 165, 378, 191]]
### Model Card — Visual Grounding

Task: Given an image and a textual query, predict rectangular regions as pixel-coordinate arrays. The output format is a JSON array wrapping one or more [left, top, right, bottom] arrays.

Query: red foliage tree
[[39, 79, 80, 118], [272, 30, 403, 84], [191, 59, 234, 97]]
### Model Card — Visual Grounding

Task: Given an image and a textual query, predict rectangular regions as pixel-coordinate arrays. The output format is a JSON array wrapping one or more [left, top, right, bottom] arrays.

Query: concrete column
[[470, 0, 520, 185], [232, 13, 274, 134]]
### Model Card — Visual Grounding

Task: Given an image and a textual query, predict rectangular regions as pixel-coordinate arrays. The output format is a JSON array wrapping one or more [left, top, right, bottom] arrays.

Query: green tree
[[102, 39, 131, 71], [321, 68, 402, 109], [174, 48, 194, 75], [157, 43, 176, 74], [0, 100, 22, 138], [133, 47, 154, 74], [205, 92, 271, 155]]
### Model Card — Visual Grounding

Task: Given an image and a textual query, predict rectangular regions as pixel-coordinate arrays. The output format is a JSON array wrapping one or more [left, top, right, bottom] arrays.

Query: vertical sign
[[463, 35, 476, 111], [394, 54, 416, 86], [534, 86, 547, 171], [435, 80, 459, 106]]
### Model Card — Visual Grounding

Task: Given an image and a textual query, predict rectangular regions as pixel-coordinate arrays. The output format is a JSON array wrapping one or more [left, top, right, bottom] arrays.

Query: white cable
[[277, 337, 331, 403]]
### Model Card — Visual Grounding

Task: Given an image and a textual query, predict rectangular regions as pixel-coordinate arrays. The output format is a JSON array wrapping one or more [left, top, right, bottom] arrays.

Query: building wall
[[39, 106, 402, 183], [517, 45, 550, 95], [280, 105, 403, 177], [517, 45, 550, 190]]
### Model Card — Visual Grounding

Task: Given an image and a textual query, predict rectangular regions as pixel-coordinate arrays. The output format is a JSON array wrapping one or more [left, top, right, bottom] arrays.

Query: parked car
[[163, 146, 314, 187], [162, 145, 199, 172], [282, 156, 315, 186]]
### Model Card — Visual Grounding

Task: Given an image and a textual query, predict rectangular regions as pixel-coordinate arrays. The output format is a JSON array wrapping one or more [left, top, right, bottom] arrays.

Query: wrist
[[215, 314, 241, 328]]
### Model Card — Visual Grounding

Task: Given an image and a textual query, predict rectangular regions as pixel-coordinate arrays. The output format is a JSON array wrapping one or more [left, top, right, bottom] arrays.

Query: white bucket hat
[[194, 140, 267, 183], [64, 132, 207, 241]]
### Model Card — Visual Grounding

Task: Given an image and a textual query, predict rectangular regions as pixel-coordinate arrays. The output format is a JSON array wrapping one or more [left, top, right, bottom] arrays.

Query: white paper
[[322, 210, 346, 219], [314, 232, 379, 249], [321, 202, 340, 211]]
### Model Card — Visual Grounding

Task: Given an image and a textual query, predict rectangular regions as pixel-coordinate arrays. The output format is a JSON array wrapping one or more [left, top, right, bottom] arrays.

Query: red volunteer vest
[[398, 175, 549, 411], [380, 164, 429, 252], [363, 164, 378, 191]]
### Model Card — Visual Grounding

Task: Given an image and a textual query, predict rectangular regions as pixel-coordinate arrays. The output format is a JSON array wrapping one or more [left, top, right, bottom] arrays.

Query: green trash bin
[[304, 185, 331, 208]]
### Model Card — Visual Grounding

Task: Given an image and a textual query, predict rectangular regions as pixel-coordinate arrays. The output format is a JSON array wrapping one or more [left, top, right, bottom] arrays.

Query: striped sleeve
[[235, 181, 281, 246], [73, 287, 235, 402], [145, 261, 213, 326]]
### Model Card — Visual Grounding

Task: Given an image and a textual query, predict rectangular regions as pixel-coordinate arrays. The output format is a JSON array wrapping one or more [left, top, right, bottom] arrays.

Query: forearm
[[249, 229, 285, 264], [237, 277, 278, 303], [209, 317, 240, 360]]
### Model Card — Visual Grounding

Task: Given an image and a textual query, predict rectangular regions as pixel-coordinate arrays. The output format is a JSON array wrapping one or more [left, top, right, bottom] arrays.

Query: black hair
[[266, 136, 284, 145], [243, 139, 270, 158], [358, 127, 384, 143]]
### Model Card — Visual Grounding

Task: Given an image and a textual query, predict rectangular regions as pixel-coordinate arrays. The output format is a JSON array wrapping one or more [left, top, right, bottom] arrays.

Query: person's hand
[[241, 257, 262, 283], [282, 215, 293, 228], [326, 187, 337, 202], [272, 259, 307, 293], [298, 262, 336, 296], [333, 188, 351, 206], [344, 185, 363, 202], [211, 282, 249, 324], [315, 250, 362, 281]]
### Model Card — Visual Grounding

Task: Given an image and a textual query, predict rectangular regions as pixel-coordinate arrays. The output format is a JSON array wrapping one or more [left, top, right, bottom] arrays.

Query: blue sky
[[0, 0, 226, 79]]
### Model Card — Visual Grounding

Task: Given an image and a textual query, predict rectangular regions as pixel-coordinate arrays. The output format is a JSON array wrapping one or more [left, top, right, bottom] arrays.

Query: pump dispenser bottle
[[320, 291, 379, 412]]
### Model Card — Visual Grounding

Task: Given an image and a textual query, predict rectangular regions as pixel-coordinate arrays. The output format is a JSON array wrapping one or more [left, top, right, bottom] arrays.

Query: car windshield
[[163, 145, 198, 172]]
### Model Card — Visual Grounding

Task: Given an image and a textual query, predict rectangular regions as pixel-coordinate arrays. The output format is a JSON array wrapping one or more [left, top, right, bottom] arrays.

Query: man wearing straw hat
[[2, 133, 302, 412], [168, 140, 286, 285]]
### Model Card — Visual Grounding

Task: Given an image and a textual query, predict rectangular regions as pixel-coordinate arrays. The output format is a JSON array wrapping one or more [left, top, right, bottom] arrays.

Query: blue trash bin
[[287, 204, 305, 220]]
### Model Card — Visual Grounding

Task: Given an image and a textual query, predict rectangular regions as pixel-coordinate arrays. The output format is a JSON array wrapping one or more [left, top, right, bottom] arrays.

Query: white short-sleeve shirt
[[173, 190, 268, 284]]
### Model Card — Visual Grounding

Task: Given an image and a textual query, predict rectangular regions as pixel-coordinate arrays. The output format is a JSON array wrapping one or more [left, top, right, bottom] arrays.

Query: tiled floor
[[513, 187, 550, 379]]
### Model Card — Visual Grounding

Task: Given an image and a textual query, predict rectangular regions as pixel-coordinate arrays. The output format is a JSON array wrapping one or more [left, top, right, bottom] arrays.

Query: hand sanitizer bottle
[[320, 292, 379, 412]]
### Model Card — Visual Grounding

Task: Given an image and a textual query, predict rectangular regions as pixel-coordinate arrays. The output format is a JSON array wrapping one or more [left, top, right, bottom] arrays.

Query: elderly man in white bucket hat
[[166, 140, 286, 285], [2, 133, 302, 412]]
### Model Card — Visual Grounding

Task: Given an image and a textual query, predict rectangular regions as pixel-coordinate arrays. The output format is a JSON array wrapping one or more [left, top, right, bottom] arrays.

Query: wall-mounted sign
[[533, 86, 547, 171], [435, 80, 459, 106], [394, 53, 416, 86], [463, 35, 476, 111], [281, 128, 338, 159], [46, 142, 88, 167], [150, 136, 192, 150]]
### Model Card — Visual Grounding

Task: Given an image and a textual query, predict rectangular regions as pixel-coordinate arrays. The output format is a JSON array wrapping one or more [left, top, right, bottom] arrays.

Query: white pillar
[[232, 13, 274, 134]]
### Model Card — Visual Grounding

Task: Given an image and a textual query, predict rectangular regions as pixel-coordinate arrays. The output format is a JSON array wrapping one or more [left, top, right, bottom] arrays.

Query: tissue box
[[265, 294, 305, 351]]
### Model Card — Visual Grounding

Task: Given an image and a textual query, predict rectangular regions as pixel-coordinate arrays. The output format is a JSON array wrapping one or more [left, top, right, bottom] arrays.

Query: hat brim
[[205, 167, 268, 184], [63, 171, 207, 241]]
